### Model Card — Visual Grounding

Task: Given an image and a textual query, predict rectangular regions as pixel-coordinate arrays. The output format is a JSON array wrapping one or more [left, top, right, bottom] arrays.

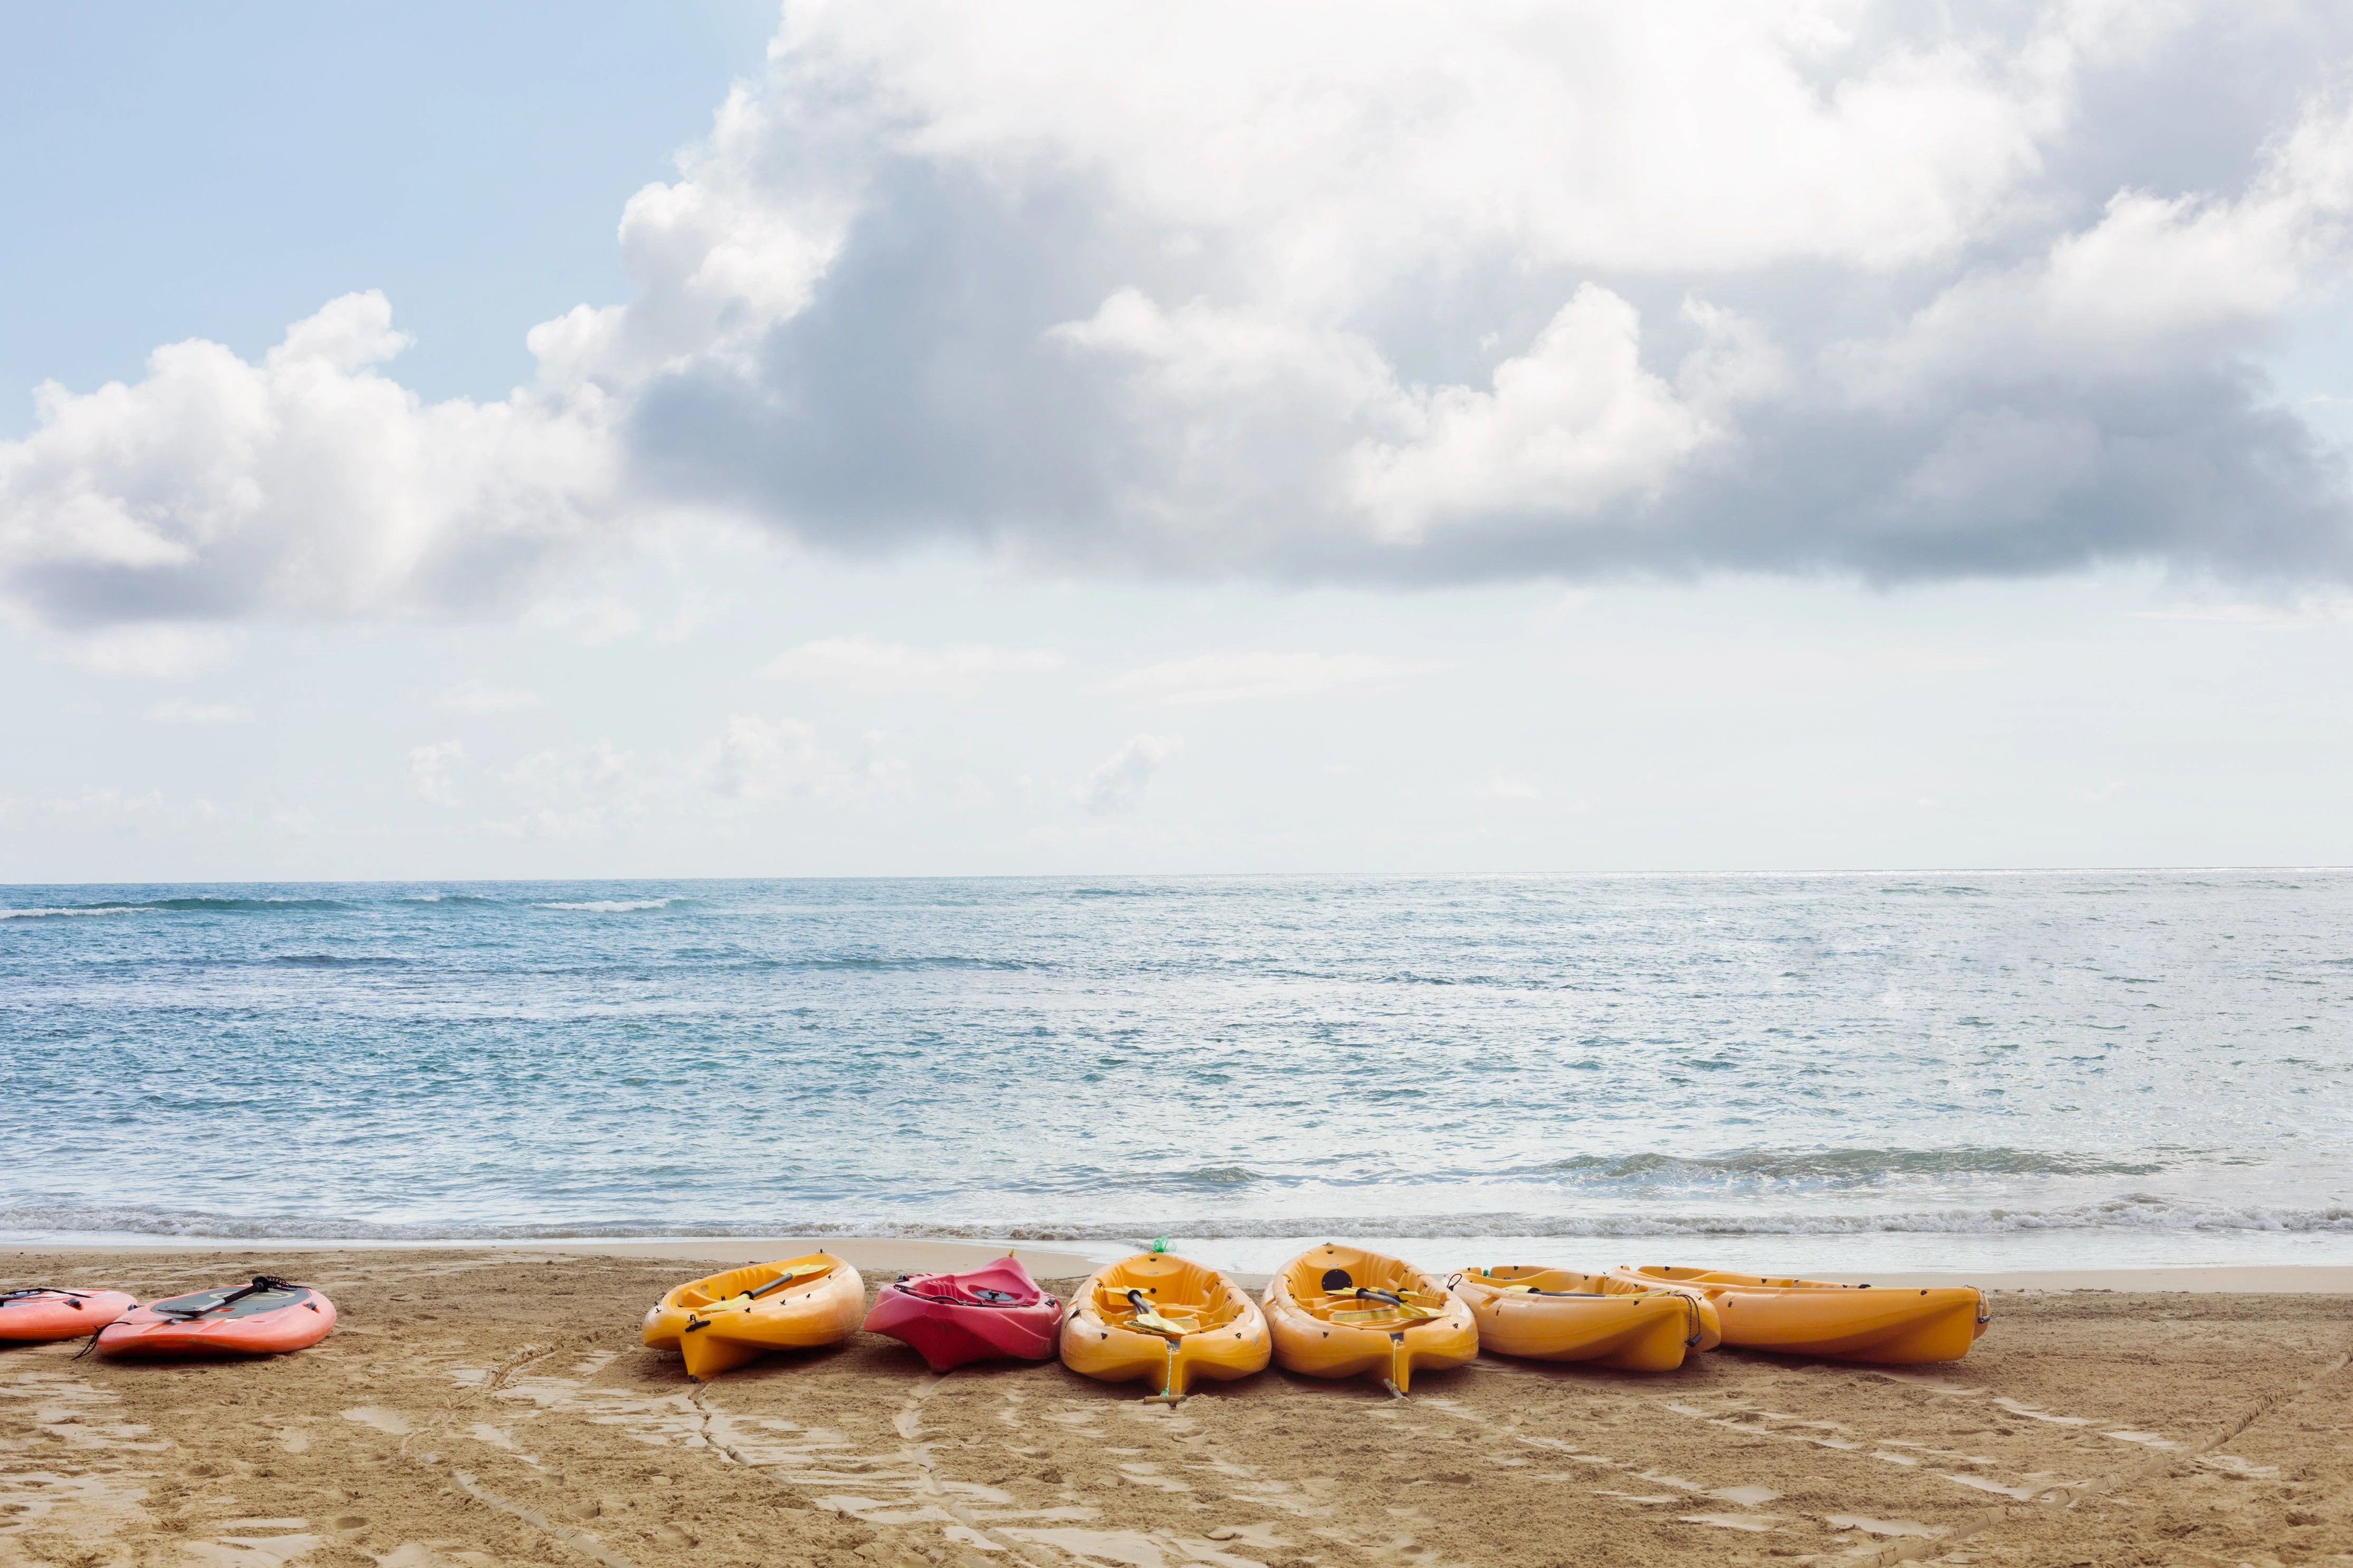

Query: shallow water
[[3, 872, 2348, 1268]]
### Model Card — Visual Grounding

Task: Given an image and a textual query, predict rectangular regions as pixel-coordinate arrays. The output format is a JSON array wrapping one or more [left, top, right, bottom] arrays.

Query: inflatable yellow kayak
[[1061, 1250, 1270, 1398], [1451, 1266, 1717, 1370], [1265, 1244, 1476, 1394], [1611, 1266, 1988, 1363], [642, 1253, 865, 1380]]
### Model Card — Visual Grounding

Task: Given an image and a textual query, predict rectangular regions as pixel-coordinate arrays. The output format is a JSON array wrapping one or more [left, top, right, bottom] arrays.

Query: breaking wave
[[7, 1196, 2350, 1245]]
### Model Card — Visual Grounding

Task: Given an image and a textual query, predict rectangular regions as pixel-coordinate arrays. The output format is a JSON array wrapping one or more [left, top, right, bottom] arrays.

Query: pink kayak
[[863, 1255, 1060, 1371], [0, 1287, 139, 1342]]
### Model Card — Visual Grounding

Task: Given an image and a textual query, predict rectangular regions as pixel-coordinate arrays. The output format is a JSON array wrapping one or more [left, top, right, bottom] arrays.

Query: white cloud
[[146, 700, 252, 724], [706, 715, 906, 800], [48, 624, 242, 679], [0, 292, 614, 629], [1102, 652, 1421, 705], [487, 740, 645, 838], [1075, 733, 1182, 812], [404, 740, 468, 807], [436, 679, 542, 714], [760, 636, 1061, 692], [7, 2, 2353, 626], [1837, 92, 2353, 399], [1478, 776, 1544, 801]]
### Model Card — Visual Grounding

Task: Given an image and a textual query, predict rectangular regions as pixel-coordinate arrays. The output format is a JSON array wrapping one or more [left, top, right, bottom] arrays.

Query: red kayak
[[0, 1287, 138, 1342], [97, 1276, 336, 1357], [863, 1256, 1060, 1371]]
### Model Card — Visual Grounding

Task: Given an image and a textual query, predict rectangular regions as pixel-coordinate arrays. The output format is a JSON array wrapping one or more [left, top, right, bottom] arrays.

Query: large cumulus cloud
[[9, 0, 2353, 628]]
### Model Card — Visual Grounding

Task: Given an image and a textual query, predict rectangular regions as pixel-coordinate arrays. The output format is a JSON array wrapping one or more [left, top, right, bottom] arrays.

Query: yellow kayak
[[1611, 1266, 1988, 1363], [641, 1253, 865, 1380], [1452, 1266, 1717, 1370], [1265, 1244, 1476, 1394], [1060, 1251, 1270, 1398]]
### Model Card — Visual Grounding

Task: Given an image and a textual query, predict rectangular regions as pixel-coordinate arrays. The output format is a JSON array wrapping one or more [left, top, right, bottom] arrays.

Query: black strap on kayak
[[1, 1287, 91, 1303], [155, 1276, 302, 1320]]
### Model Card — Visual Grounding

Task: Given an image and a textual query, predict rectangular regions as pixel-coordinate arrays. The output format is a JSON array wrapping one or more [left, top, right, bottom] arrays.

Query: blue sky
[[7, 2, 2353, 880]]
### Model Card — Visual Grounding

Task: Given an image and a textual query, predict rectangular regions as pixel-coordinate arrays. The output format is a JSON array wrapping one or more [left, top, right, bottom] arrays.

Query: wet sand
[[3, 1245, 2348, 1568]]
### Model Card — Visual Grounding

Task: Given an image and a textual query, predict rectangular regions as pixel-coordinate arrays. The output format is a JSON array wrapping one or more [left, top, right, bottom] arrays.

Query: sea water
[[4, 872, 2349, 1272]]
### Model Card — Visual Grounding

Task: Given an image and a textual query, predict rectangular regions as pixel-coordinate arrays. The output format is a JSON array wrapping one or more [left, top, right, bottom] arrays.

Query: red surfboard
[[97, 1276, 336, 1357], [0, 1288, 138, 1343], [863, 1255, 1059, 1371]]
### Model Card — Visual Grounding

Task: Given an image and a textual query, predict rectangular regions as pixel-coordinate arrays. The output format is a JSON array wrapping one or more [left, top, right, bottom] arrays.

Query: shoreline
[[9, 1236, 2353, 1293], [4, 1243, 2347, 1565]]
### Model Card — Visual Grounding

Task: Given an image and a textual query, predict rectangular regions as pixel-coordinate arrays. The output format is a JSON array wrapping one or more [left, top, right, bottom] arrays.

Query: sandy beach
[[3, 1244, 2348, 1568]]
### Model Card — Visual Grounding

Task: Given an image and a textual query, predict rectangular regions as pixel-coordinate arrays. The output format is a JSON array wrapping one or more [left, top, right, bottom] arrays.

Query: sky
[[7, 0, 2353, 881]]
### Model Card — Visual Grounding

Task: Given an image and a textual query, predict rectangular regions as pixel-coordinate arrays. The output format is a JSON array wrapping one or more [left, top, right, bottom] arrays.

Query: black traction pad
[[150, 1285, 312, 1320]]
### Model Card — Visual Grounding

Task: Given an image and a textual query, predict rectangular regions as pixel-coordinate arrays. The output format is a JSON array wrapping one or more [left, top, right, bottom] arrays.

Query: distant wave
[[1, 896, 351, 918], [784, 955, 1039, 973], [1531, 1147, 2177, 1184], [152, 897, 351, 912], [7, 1195, 2349, 1244], [535, 898, 678, 913], [0, 906, 142, 920]]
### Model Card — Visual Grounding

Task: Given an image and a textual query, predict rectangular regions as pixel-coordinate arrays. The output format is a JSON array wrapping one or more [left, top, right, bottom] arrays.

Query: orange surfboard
[[97, 1277, 337, 1357], [0, 1288, 138, 1343]]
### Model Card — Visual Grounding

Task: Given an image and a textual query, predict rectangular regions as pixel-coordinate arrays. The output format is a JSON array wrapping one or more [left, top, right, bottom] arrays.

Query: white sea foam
[[3, 1199, 2348, 1246], [534, 898, 673, 912], [0, 905, 142, 919]]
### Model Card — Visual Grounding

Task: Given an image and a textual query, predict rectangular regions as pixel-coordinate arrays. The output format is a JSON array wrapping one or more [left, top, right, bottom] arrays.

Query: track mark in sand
[[342, 1406, 414, 1436], [686, 1384, 747, 1465], [178, 1528, 328, 1567], [1990, 1397, 2091, 1427], [1831, 1334, 2353, 1568], [996, 1526, 1273, 1567], [881, 1372, 1055, 1563], [439, 1461, 643, 1568], [1939, 1472, 2046, 1500], [0, 1368, 165, 1452], [0, 1369, 166, 1560], [0, 1468, 152, 1543], [1825, 1514, 1946, 1539], [1677, 1512, 1779, 1532]]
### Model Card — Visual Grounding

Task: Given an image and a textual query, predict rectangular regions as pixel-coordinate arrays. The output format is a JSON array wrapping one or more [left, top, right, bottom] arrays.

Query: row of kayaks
[[645, 1243, 1990, 1394], [0, 1277, 337, 1355]]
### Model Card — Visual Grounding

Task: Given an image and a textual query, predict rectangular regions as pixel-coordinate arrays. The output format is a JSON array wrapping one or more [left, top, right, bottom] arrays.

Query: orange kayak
[[97, 1277, 336, 1357], [641, 1253, 864, 1380], [0, 1288, 138, 1342], [1061, 1250, 1270, 1398], [1265, 1244, 1476, 1394], [1451, 1267, 1716, 1370], [1611, 1266, 1988, 1363]]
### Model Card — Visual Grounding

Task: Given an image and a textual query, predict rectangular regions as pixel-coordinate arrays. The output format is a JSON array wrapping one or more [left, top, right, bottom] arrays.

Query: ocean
[[4, 872, 2348, 1273]]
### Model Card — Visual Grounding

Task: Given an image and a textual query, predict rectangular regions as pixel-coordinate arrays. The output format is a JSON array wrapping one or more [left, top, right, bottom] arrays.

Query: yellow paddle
[[688, 1263, 833, 1322], [1312, 1286, 1446, 1325], [1122, 1288, 1200, 1338]]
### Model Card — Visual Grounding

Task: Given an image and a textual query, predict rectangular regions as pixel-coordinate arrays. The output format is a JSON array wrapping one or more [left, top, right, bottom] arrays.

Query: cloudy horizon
[[7, 1, 2353, 880]]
